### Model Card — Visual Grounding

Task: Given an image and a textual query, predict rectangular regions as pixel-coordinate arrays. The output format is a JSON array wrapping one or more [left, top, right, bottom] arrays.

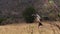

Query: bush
[[0, 18, 7, 25], [22, 6, 36, 23], [58, 13, 60, 17]]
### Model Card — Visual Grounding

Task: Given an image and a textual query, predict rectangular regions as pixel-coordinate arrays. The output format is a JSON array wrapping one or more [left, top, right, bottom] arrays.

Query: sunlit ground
[[0, 21, 60, 34]]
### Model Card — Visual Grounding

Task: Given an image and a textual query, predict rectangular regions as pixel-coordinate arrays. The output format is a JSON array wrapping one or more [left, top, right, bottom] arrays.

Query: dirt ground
[[0, 21, 60, 34]]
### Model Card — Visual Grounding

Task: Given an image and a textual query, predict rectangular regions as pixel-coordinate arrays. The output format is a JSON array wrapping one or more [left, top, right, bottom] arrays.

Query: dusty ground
[[0, 21, 60, 34]]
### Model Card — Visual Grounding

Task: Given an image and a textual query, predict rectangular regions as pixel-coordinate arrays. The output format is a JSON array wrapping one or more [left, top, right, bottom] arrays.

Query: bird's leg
[[38, 22, 43, 28]]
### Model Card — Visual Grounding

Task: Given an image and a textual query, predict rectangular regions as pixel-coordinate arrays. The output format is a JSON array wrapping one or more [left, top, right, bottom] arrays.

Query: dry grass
[[0, 21, 60, 34]]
